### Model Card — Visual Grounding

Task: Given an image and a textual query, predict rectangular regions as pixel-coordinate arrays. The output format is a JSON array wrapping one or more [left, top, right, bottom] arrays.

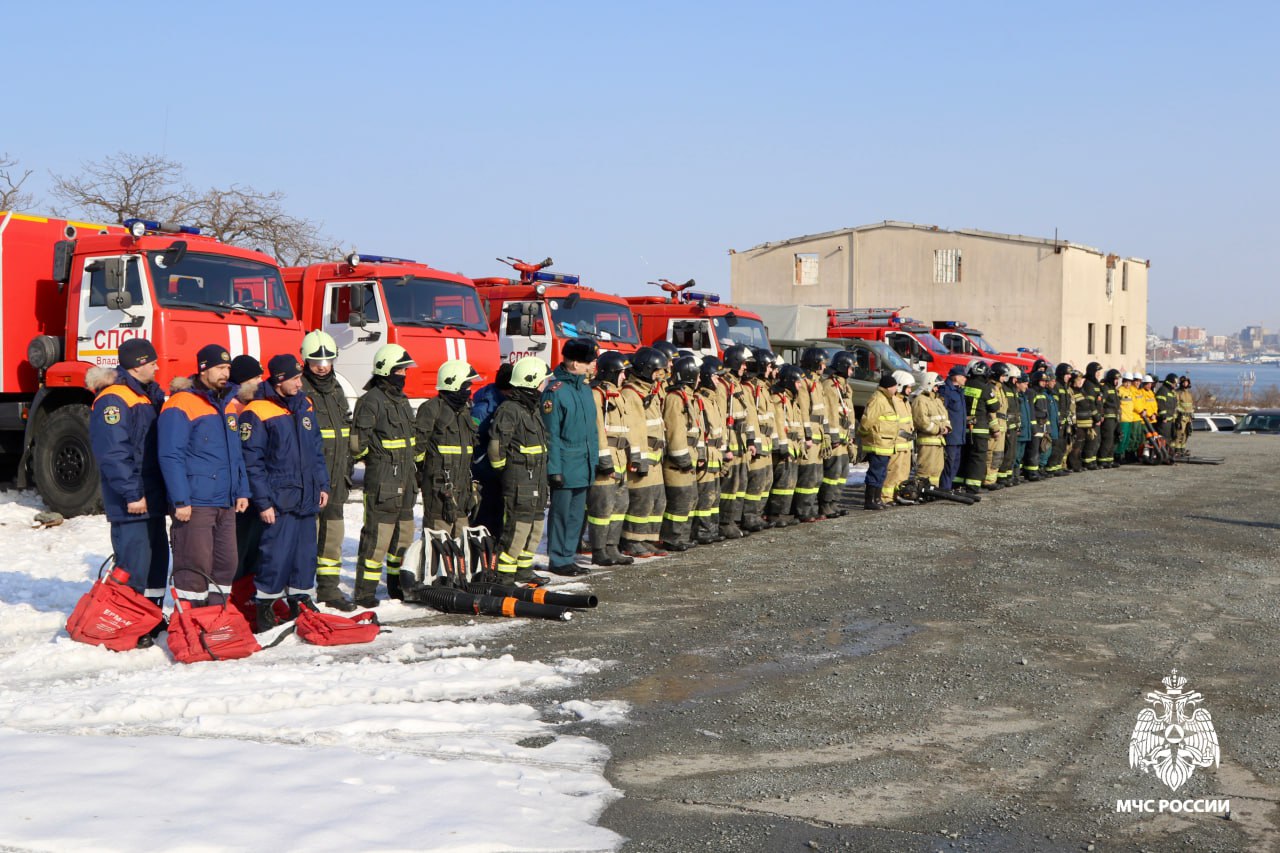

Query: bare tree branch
[[0, 153, 36, 211], [187, 184, 340, 265], [49, 152, 193, 223]]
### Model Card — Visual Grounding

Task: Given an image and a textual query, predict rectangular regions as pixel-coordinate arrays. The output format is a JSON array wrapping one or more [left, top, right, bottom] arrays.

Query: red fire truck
[[625, 279, 770, 359], [827, 308, 987, 375], [1, 211, 303, 516], [929, 320, 1039, 371], [284, 254, 499, 406], [473, 257, 639, 367]]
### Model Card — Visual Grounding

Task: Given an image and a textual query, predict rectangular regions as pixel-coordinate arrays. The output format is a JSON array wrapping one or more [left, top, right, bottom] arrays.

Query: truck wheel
[[33, 404, 102, 517]]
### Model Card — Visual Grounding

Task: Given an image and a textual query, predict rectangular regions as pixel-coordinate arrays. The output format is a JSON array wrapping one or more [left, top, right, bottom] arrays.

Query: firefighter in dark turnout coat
[[416, 359, 480, 537], [489, 357, 552, 585], [300, 331, 356, 611], [352, 344, 419, 607]]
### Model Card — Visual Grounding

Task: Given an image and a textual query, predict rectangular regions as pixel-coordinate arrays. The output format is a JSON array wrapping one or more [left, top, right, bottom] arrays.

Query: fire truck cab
[[284, 254, 499, 407], [930, 321, 1039, 371], [473, 258, 639, 367], [625, 283, 770, 359], [827, 307, 986, 375], [1, 211, 301, 516]]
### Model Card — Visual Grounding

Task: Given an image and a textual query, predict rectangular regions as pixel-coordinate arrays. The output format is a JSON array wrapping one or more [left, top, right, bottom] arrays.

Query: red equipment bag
[[295, 609, 381, 646], [65, 562, 163, 652], [166, 569, 261, 664]]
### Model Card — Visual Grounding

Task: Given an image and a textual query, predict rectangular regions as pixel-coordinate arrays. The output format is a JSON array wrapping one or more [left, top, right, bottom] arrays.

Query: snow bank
[[0, 490, 624, 852]]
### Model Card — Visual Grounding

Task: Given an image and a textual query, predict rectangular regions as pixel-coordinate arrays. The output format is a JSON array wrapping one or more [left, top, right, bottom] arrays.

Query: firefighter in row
[[1118, 371, 1140, 462], [619, 347, 669, 559], [588, 351, 642, 567], [1155, 373, 1180, 445], [541, 337, 599, 576], [694, 358, 729, 541], [765, 363, 806, 523], [1078, 362, 1105, 470], [957, 362, 998, 494], [658, 355, 702, 551], [300, 331, 356, 610], [997, 365, 1023, 485], [983, 362, 1010, 489], [351, 344, 418, 607], [742, 349, 779, 530], [159, 345, 251, 609], [793, 348, 828, 521], [1173, 376, 1195, 457], [715, 346, 756, 537], [238, 354, 330, 632], [939, 365, 967, 490], [884, 370, 916, 504], [911, 372, 950, 495], [488, 357, 552, 585], [416, 359, 480, 538], [88, 338, 170, 648], [819, 351, 857, 518], [1097, 368, 1122, 468], [858, 371, 901, 510]]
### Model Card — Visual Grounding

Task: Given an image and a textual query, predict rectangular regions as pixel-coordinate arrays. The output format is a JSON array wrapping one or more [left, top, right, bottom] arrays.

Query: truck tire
[[33, 404, 102, 517]]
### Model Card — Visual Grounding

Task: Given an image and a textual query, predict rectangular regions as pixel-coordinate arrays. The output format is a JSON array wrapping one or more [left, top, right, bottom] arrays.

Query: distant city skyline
[[2, 2, 1275, 336]]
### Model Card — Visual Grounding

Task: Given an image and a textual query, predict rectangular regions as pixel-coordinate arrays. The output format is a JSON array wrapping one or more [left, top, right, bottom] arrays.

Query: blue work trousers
[[864, 454, 890, 489], [939, 446, 963, 491], [255, 510, 318, 598], [547, 486, 588, 568], [109, 516, 170, 604]]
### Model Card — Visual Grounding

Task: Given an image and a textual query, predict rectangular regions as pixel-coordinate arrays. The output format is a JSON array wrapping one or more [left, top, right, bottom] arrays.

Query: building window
[[1120, 326, 1128, 355], [1122, 263, 1128, 291], [1105, 324, 1112, 355], [933, 248, 962, 283], [794, 253, 819, 287], [1087, 322, 1096, 355]]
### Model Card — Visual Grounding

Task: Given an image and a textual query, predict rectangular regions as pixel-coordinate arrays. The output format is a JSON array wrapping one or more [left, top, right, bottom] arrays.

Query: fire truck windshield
[[712, 316, 769, 350], [913, 332, 949, 355], [866, 340, 913, 373], [380, 277, 489, 332], [149, 252, 293, 319], [966, 333, 1000, 355], [550, 297, 639, 344]]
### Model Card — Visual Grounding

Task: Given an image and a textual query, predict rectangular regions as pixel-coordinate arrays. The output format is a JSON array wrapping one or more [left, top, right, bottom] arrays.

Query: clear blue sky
[[5, 1, 1275, 337]]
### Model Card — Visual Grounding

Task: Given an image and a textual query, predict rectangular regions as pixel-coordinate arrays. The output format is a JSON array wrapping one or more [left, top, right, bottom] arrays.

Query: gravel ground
[[508, 433, 1278, 852]]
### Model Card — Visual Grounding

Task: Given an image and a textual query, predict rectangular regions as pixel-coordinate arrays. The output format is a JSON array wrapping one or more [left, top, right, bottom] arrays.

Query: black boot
[[591, 549, 617, 566], [386, 572, 404, 601], [605, 544, 634, 565], [864, 487, 884, 511], [253, 599, 282, 634], [315, 575, 356, 612], [286, 593, 318, 620]]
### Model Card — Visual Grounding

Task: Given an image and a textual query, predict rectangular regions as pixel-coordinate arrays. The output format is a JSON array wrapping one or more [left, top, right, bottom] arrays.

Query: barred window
[[794, 253, 819, 287], [933, 248, 962, 283]]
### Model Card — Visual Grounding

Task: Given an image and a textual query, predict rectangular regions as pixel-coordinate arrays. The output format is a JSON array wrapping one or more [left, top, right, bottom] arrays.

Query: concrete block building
[[729, 221, 1148, 372]]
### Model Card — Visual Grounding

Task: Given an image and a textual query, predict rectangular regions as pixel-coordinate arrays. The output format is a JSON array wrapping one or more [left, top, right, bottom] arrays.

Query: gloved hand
[[548, 473, 565, 490], [595, 458, 615, 478], [676, 459, 694, 473]]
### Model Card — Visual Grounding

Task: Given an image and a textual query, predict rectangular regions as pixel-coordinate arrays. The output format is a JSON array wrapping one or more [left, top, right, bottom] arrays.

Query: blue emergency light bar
[[123, 218, 202, 237], [683, 291, 720, 304], [347, 253, 417, 266], [532, 270, 580, 286]]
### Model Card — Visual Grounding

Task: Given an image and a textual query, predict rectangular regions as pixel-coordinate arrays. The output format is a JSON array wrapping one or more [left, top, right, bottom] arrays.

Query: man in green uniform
[[300, 331, 356, 611], [352, 344, 418, 607], [542, 338, 599, 576]]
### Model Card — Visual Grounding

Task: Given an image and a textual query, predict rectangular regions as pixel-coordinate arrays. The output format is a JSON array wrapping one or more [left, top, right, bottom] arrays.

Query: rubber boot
[[605, 544, 634, 565], [353, 576, 379, 609], [253, 599, 282, 634], [386, 572, 403, 602], [592, 549, 617, 567], [315, 576, 356, 612], [864, 486, 884, 511], [286, 593, 318, 620]]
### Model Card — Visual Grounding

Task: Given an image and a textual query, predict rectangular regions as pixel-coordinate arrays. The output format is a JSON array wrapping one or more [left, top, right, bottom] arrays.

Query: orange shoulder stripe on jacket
[[95, 384, 150, 407], [161, 392, 218, 419]]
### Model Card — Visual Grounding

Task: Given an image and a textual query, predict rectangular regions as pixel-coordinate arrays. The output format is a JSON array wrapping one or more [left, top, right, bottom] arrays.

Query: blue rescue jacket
[[239, 383, 330, 515], [941, 382, 967, 447], [1046, 389, 1061, 441], [541, 364, 598, 488], [471, 381, 507, 483], [1017, 393, 1034, 443], [158, 377, 249, 509], [89, 368, 167, 522]]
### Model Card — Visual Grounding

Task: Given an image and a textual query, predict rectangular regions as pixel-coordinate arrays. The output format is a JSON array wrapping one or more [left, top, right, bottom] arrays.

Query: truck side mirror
[[103, 256, 125, 294], [106, 290, 134, 311], [159, 241, 188, 270], [53, 240, 76, 285], [348, 310, 367, 329], [517, 313, 533, 336]]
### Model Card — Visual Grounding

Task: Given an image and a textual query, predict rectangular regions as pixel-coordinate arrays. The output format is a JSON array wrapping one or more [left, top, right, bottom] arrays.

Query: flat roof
[[737, 220, 1148, 263]]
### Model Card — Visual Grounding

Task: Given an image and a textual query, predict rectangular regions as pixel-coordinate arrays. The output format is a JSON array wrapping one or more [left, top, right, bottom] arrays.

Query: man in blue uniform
[[88, 338, 169, 647], [542, 338, 599, 576], [939, 365, 967, 491], [239, 354, 331, 631]]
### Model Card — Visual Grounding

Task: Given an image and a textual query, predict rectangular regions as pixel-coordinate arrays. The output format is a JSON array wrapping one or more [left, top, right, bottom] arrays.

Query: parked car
[[1192, 412, 1237, 432], [1235, 409, 1280, 434], [1191, 415, 1219, 432]]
